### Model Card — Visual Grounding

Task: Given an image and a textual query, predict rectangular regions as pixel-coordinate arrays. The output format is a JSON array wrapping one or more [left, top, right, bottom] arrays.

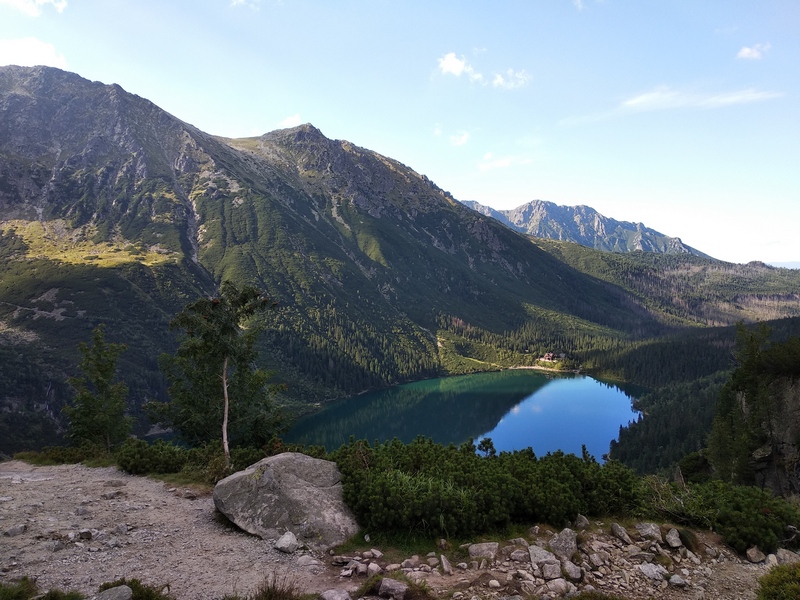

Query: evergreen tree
[[154, 281, 282, 467], [64, 324, 132, 451]]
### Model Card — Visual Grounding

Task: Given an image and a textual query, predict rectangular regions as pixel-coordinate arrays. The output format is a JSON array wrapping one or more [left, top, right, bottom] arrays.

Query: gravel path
[[0, 460, 772, 600], [0, 461, 351, 599]]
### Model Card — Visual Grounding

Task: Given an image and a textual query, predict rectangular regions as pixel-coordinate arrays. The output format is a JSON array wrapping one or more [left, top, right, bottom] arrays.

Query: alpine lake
[[284, 369, 641, 461]]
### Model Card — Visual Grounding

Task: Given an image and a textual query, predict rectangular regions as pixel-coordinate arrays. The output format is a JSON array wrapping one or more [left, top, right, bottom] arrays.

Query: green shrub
[[757, 563, 800, 600], [0, 578, 38, 600], [644, 477, 800, 554], [332, 436, 643, 537], [98, 579, 174, 600], [14, 444, 110, 466], [0, 578, 83, 600], [115, 438, 188, 475]]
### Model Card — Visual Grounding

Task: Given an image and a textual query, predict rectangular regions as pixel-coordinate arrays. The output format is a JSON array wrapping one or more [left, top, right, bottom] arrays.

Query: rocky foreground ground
[[0, 460, 794, 600]]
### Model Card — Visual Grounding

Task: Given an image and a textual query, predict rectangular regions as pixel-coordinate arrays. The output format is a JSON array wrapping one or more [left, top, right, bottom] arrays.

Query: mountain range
[[2, 65, 799, 453], [461, 199, 709, 257]]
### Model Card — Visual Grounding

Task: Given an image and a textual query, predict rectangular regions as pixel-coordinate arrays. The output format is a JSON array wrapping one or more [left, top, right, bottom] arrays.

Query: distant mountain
[[2, 66, 799, 453], [462, 199, 709, 257]]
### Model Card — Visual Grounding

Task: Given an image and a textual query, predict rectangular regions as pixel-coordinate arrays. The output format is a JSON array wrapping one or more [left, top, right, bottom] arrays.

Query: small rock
[[78, 529, 92, 540], [542, 562, 561, 580], [96, 585, 133, 600], [637, 562, 668, 581], [546, 578, 574, 595], [747, 546, 766, 563], [776, 548, 800, 564], [371, 548, 384, 559], [367, 562, 382, 576], [440, 554, 453, 575], [297, 555, 322, 568], [488, 580, 501, 589], [611, 523, 633, 545], [669, 575, 688, 587], [574, 514, 590, 529], [562, 560, 582, 582], [3, 524, 27, 537], [549, 528, 578, 561], [468, 542, 499, 561], [635, 522, 664, 543], [666, 528, 683, 548], [427, 557, 439, 567], [320, 590, 350, 600], [508, 537, 529, 547], [274, 531, 300, 553], [509, 549, 530, 562], [378, 577, 408, 600], [528, 545, 558, 567]]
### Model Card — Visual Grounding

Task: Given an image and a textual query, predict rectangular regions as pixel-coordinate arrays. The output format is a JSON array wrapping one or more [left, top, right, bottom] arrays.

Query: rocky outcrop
[[213, 452, 359, 551]]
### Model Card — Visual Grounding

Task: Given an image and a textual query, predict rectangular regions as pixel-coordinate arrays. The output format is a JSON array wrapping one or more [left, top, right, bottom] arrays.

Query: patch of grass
[[0, 578, 39, 600], [220, 574, 309, 600], [98, 579, 174, 600], [0, 220, 173, 267], [0, 578, 83, 600], [355, 573, 434, 600]]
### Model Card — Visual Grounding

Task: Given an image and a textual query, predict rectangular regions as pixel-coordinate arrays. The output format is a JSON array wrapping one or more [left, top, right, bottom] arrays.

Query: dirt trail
[[0, 461, 351, 599]]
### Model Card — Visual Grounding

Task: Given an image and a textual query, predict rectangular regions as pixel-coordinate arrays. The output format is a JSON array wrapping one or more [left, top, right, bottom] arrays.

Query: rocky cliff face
[[751, 377, 800, 496], [462, 198, 709, 257]]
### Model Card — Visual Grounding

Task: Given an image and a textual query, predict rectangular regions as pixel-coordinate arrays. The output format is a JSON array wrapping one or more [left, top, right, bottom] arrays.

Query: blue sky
[[1, 0, 798, 265]]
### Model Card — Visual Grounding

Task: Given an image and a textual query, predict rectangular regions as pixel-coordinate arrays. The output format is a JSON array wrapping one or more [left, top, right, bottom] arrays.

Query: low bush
[[331, 436, 644, 538], [644, 477, 800, 554], [756, 563, 800, 600], [14, 443, 110, 466]]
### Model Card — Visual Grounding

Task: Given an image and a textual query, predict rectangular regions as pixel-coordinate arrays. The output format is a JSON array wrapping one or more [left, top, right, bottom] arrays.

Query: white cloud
[[737, 43, 771, 60], [0, 37, 67, 68], [0, 0, 67, 16], [620, 85, 782, 112], [449, 131, 469, 146], [230, 0, 261, 8], [432, 123, 442, 137], [277, 114, 302, 128], [573, 0, 584, 10], [492, 68, 531, 90], [437, 52, 484, 84], [478, 152, 533, 172]]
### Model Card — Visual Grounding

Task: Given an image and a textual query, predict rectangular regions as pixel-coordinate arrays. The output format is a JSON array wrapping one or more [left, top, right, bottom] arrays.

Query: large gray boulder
[[213, 452, 359, 551]]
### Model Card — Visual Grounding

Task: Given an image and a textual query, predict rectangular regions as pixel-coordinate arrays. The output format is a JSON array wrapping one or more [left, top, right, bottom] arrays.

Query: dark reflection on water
[[285, 370, 639, 460]]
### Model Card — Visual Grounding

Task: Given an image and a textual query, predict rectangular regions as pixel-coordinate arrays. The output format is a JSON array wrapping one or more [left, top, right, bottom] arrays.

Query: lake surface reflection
[[285, 370, 640, 460]]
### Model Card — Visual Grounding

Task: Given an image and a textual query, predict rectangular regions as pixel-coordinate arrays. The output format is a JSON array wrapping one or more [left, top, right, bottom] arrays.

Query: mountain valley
[[1, 65, 799, 458]]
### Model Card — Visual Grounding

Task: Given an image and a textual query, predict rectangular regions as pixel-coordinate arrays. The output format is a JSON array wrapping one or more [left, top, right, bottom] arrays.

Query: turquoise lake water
[[285, 370, 640, 460]]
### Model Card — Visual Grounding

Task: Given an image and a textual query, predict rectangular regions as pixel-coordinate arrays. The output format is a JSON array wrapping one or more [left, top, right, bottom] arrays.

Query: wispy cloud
[[0, 37, 67, 67], [572, 0, 584, 10], [737, 43, 771, 60], [621, 85, 782, 111], [449, 131, 470, 146], [438, 52, 484, 84], [492, 68, 531, 90], [478, 152, 533, 172], [0, 0, 67, 16], [277, 114, 302, 128], [560, 84, 784, 126]]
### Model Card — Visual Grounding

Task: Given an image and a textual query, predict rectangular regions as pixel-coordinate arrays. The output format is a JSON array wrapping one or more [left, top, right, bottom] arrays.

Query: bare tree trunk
[[221, 355, 230, 469]]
